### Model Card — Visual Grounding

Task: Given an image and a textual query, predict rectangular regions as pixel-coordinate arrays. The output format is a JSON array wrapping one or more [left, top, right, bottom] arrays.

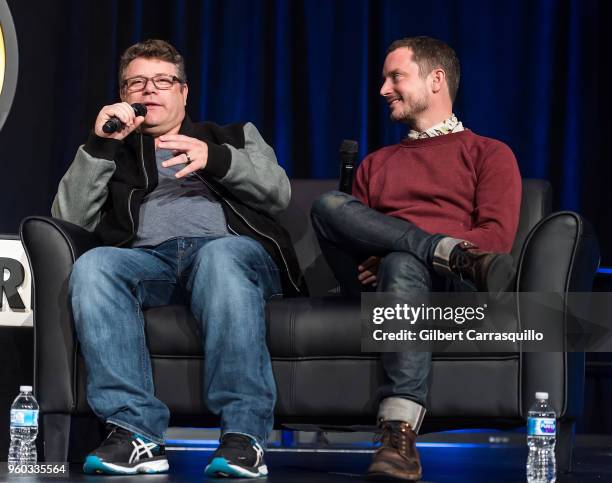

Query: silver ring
[[185, 153, 192, 164]]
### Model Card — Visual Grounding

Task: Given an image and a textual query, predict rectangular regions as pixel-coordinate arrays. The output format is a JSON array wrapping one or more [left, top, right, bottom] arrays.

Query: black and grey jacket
[[52, 116, 306, 296]]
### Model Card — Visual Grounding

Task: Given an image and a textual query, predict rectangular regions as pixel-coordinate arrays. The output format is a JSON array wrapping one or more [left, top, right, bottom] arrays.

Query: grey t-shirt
[[131, 149, 229, 247]]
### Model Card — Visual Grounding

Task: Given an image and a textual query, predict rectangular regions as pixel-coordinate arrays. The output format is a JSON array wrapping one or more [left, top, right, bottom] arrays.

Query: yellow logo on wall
[[0, 23, 5, 93], [0, 0, 18, 131]]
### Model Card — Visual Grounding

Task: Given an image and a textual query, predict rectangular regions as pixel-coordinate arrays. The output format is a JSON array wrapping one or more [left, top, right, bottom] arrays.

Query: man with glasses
[[52, 39, 302, 478]]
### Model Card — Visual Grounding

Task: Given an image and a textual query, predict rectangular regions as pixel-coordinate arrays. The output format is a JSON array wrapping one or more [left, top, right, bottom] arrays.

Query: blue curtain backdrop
[[0, 0, 609, 260]]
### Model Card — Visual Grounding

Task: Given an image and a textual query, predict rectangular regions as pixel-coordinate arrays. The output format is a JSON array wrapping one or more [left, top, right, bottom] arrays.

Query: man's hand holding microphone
[[93, 101, 207, 179], [94, 102, 147, 140]]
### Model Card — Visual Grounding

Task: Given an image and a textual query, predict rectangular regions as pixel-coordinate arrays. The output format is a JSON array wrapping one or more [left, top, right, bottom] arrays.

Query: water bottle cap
[[535, 391, 549, 400], [19, 385, 33, 392]]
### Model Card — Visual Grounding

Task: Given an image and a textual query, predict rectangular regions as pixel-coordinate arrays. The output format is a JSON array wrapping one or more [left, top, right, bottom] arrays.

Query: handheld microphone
[[102, 103, 147, 134], [339, 139, 358, 194]]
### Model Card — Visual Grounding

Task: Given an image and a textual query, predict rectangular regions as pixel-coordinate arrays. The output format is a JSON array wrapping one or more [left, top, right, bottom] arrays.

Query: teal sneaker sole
[[204, 456, 268, 478], [83, 454, 169, 475]]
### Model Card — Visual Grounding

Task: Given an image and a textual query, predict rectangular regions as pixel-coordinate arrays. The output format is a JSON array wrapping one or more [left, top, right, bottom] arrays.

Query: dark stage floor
[[2, 441, 611, 482]]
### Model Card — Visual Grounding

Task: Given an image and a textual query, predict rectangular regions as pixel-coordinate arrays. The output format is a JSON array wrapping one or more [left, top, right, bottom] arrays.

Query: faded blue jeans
[[69, 236, 282, 446], [311, 191, 469, 415]]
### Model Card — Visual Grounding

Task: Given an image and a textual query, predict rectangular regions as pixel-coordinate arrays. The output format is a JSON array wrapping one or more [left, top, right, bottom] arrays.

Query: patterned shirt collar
[[406, 114, 464, 140]]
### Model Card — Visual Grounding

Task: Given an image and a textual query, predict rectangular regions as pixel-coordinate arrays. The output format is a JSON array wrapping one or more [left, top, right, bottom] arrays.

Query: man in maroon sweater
[[311, 36, 521, 481]]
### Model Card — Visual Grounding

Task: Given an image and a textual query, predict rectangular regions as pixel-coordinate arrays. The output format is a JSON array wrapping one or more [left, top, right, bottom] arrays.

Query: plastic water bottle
[[526, 392, 556, 483], [8, 386, 39, 465]]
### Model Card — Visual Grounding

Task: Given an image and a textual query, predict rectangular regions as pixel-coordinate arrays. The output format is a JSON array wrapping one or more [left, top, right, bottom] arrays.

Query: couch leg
[[42, 414, 70, 463], [555, 419, 575, 473]]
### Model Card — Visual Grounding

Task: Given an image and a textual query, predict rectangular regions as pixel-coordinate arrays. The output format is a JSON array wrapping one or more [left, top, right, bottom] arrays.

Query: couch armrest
[[19, 216, 101, 413], [515, 211, 600, 420], [516, 211, 599, 293]]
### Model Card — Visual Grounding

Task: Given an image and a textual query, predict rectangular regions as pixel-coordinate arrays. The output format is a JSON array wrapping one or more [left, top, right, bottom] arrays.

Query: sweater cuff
[[201, 142, 231, 178], [83, 132, 122, 160]]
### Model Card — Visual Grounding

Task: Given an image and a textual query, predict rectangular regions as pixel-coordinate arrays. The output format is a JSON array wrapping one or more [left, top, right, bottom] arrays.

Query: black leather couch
[[20, 178, 599, 471]]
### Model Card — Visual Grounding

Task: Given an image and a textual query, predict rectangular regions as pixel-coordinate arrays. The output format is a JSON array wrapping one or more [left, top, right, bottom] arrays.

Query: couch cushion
[[145, 306, 202, 355], [145, 296, 520, 358], [276, 179, 339, 296], [511, 179, 552, 262]]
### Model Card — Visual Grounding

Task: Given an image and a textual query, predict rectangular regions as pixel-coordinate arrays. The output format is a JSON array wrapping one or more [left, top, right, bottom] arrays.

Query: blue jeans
[[69, 236, 282, 445], [311, 192, 468, 408]]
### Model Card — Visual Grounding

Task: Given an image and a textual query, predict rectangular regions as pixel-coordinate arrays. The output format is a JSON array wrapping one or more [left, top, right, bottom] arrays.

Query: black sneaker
[[83, 424, 169, 475], [204, 433, 268, 478]]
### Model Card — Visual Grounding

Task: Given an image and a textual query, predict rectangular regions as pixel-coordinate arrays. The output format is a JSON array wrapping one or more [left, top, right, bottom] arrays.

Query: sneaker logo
[[253, 442, 264, 466], [129, 438, 157, 464]]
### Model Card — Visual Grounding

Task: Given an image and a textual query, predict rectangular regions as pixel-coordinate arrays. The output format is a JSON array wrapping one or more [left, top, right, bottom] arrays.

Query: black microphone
[[339, 139, 358, 194], [102, 103, 148, 134]]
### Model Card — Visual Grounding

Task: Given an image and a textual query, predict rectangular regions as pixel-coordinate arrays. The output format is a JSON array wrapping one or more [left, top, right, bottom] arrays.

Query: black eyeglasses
[[121, 75, 183, 92]]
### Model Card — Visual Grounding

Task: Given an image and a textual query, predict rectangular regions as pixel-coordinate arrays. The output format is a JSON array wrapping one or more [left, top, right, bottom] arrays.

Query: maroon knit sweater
[[352, 130, 521, 253]]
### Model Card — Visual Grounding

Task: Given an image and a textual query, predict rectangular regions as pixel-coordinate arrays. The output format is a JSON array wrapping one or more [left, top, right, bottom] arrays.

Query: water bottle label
[[527, 417, 556, 436], [10, 409, 39, 427]]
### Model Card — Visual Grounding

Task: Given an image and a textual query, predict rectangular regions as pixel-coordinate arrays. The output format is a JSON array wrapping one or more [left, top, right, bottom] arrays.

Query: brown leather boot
[[448, 241, 515, 293], [367, 421, 422, 481]]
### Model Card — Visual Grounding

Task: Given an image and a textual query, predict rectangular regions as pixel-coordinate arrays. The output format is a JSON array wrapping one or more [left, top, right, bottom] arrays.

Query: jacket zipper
[[118, 133, 149, 247], [194, 172, 301, 294]]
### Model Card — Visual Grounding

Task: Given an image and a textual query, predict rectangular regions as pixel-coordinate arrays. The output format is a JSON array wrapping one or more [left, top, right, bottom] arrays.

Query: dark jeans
[[311, 191, 469, 408]]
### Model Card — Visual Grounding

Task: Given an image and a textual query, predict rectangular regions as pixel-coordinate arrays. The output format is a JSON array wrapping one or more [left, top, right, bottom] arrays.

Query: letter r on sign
[[0, 257, 25, 310]]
